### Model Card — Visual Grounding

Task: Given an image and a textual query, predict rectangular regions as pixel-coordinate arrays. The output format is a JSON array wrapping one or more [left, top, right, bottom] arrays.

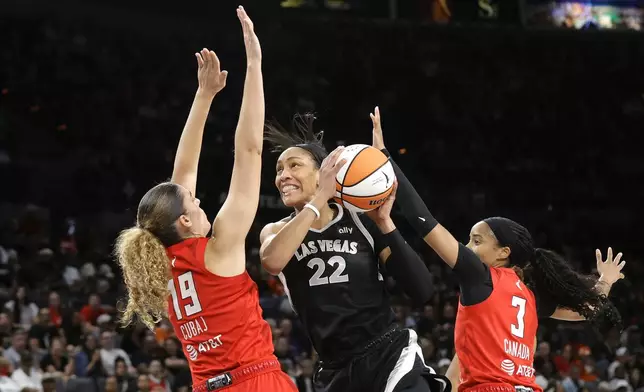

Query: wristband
[[303, 203, 320, 219]]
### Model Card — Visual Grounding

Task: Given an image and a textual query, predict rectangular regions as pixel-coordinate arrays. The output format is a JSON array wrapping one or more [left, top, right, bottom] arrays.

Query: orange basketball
[[333, 144, 396, 213]]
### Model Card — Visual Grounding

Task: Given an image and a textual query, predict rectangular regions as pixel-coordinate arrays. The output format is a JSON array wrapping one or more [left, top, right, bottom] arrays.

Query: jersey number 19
[[168, 272, 203, 320]]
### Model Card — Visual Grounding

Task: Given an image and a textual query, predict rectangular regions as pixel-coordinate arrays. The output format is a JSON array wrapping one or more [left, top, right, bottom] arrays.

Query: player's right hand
[[196, 48, 228, 97], [316, 146, 346, 202], [237, 6, 262, 64]]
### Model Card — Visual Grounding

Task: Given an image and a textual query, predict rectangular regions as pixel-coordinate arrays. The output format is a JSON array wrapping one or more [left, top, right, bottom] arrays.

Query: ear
[[498, 246, 511, 261], [178, 214, 192, 229]]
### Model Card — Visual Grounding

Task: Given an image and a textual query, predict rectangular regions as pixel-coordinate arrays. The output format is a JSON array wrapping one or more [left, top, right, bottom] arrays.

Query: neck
[[295, 202, 336, 230]]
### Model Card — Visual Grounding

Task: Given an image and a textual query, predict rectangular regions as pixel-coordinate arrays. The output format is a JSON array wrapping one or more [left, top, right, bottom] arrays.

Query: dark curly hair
[[484, 217, 621, 332], [264, 113, 328, 167]]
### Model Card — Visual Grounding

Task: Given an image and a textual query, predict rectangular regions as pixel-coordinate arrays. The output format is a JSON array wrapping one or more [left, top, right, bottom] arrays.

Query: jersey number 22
[[168, 272, 203, 320]]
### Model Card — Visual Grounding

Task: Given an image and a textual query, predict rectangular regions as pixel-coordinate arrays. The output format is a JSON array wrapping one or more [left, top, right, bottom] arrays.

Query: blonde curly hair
[[115, 182, 185, 330]]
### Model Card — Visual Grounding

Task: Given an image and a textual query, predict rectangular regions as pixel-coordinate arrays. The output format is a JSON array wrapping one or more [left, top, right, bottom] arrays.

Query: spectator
[[39, 337, 68, 373], [46, 292, 63, 328], [80, 294, 107, 326], [4, 286, 39, 330], [74, 333, 106, 378], [114, 357, 134, 392], [0, 357, 24, 392], [11, 351, 42, 392], [99, 331, 133, 376], [3, 329, 28, 369], [147, 359, 171, 392], [28, 309, 59, 350]]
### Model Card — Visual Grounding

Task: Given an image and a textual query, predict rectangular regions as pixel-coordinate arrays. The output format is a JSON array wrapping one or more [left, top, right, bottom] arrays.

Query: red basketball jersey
[[166, 237, 276, 385], [454, 267, 541, 392]]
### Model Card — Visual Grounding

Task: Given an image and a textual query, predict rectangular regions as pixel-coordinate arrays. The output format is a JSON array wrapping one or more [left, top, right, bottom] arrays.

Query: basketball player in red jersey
[[369, 108, 625, 392], [115, 7, 296, 392]]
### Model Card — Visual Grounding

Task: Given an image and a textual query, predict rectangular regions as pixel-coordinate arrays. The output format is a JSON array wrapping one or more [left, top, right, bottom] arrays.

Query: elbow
[[260, 256, 285, 276]]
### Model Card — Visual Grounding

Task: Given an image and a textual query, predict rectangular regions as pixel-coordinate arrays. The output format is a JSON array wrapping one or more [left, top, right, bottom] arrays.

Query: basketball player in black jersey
[[259, 115, 449, 392]]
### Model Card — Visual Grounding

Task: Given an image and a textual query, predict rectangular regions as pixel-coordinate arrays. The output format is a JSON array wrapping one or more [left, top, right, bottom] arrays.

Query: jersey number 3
[[307, 256, 349, 287], [168, 272, 203, 320], [511, 295, 527, 338]]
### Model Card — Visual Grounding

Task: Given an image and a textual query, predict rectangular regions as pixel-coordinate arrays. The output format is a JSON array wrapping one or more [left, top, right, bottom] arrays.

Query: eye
[[473, 239, 481, 245]]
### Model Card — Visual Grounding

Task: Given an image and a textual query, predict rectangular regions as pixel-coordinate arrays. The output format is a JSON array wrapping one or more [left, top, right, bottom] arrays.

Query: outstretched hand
[[596, 247, 626, 286], [237, 6, 261, 64], [370, 106, 385, 151], [196, 48, 228, 97]]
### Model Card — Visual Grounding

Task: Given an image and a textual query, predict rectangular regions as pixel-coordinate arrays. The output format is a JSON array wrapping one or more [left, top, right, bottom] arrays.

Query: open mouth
[[281, 184, 299, 196]]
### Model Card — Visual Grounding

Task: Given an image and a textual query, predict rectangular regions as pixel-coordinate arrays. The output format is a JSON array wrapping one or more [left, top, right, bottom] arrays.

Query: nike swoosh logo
[[516, 280, 522, 290], [172, 257, 176, 267], [419, 217, 426, 222]]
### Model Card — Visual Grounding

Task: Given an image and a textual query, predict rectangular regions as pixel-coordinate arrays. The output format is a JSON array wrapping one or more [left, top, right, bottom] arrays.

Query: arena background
[[1, 0, 643, 391]]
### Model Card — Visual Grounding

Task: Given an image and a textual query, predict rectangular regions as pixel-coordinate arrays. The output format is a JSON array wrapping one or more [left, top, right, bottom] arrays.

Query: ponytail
[[115, 227, 170, 330], [526, 248, 621, 330]]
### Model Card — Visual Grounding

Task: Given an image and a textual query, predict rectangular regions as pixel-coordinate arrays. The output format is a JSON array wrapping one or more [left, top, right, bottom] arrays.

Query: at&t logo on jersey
[[500, 359, 515, 376], [186, 344, 198, 361], [500, 358, 536, 378]]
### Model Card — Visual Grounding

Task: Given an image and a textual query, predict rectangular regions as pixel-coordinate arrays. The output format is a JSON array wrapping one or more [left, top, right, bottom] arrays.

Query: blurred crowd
[[1, 5, 644, 392]]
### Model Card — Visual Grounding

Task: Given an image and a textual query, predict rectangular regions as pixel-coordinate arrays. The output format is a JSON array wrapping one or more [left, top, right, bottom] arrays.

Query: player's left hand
[[370, 106, 385, 151], [596, 247, 626, 286], [366, 181, 397, 225]]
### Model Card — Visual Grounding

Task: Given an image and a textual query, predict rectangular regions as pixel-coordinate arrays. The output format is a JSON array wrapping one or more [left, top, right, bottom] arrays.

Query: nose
[[278, 168, 293, 183]]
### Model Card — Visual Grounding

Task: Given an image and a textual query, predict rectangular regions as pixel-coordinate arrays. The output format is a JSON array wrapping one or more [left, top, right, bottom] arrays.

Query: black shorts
[[314, 328, 451, 392]]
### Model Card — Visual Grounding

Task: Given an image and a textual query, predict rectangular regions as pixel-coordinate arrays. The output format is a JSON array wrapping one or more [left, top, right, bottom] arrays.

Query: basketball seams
[[335, 145, 394, 213], [342, 147, 388, 188], [338, 145, 369, 194]]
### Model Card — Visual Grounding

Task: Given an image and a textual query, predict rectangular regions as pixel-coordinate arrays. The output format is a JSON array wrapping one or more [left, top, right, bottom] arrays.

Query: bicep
[[549, 307, 585, 321]]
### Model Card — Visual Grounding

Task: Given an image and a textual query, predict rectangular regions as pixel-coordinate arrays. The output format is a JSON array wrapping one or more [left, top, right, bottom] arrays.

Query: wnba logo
[[368, 196, 388, 206], [186, 344, 198, 361], [500, 359, 515, 376]]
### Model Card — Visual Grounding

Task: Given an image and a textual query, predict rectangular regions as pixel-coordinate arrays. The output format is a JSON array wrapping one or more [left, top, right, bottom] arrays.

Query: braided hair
[[264, 113, 328, 167], [484, 217, 621, 331]]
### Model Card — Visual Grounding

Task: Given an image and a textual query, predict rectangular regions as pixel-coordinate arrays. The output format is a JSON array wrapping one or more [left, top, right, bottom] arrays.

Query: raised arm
[[370, 107, 479, 272], [206, 7, 264, 273], [260, 147, 346, 275], [361, 182, 435, 304], [171, 49, 228, 195], [549, 247, 625, 321]]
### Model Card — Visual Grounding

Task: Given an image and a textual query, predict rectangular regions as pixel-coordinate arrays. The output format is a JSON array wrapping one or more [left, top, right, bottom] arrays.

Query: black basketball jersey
[[278, 203, 395, 362]]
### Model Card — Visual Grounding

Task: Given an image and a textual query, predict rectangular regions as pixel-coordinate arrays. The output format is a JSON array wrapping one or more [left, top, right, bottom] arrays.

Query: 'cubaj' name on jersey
[[278, 203, 395, 361]]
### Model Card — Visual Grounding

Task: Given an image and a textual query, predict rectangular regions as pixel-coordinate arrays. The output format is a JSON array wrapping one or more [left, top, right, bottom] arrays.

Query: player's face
[[275, 147, 320, 208], [466, 221, 510, 267], [178, 186, 211, 237]]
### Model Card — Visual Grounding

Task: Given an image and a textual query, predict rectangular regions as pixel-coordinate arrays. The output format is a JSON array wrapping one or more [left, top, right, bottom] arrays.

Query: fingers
[[195, 52, 205, 68], [617, 260, 626, 270], [619, 273, 625, 280], [220, 70, 229, 84], [322, 146, 345, 168], [613, 252, 623, 265], [209, 50, 221, 71], [237, 6, 254, 33], [332, 158, 348, 175], [389, 181, 398, 198], [607, 247, 613, 263], [595, 249, 602, 265]]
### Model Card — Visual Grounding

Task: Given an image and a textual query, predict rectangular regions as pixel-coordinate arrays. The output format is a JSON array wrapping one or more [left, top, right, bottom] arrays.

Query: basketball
[[333, 144, 396, 213]]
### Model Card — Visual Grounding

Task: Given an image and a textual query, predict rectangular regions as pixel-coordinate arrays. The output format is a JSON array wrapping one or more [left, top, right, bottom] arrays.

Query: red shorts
[[192, 359, 297, 392]]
